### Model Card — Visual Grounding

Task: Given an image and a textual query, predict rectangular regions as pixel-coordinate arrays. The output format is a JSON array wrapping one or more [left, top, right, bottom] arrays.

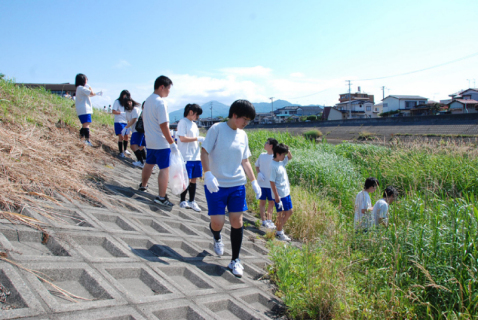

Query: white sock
[[276, 230, 283, 235]]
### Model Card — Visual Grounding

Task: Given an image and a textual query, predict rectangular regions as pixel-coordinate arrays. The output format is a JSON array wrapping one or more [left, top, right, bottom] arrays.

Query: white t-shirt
[[371, 199, 389, 227], [143, 93, 170, 150], [177, 118, 200, 161], [202, 122, 251, 188], [126, 106, 141, 134], [75, 86, 92, 116], [354, 190, 372, 229], [269, 159, 291, 199], [255, 153, 289, 189], [112, 100, 127, 123]]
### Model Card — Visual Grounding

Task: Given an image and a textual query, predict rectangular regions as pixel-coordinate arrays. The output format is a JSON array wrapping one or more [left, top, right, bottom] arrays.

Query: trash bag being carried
[[169, 151, 189, 195]]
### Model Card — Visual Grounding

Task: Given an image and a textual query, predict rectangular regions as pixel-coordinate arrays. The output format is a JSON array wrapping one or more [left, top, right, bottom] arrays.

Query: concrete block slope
[[0, 159, 284, 319]]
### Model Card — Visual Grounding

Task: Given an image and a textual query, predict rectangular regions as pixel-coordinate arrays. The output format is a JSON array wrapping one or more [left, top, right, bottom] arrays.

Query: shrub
[[307, 115, 317, 121], [303, 129, 322, 141]]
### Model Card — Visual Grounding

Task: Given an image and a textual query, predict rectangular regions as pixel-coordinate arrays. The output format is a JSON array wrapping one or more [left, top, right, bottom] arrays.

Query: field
[[246, 130, 478, 319]]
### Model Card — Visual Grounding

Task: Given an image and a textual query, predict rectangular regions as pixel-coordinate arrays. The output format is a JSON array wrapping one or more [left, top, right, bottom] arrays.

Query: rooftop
[[384, 95, 428, 100]]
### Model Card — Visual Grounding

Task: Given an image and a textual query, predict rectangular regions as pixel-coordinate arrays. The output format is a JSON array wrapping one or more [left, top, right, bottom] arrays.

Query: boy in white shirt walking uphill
[[177, 103, 205, 212], [201, 100, 262, 277], [138, 76, 179, 207], [371, 186, 397, 228], [354, 177, 379, 230], [269, 143, 293, 241], [255, 138, 279, 229]]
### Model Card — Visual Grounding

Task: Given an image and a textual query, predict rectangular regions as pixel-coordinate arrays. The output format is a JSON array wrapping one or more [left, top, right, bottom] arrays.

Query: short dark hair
[[364, 177, 379, 189], [228, 100, 256, 120], [75, 73, 87, 87], [117, 90, 131, 107], [124, 98, 140, 111], [267, 138, 278, 149], [273, 143, 289, 158], [154, 76, 173, 90], [184, 103, 203, 117], [383, 186, 398, 199]]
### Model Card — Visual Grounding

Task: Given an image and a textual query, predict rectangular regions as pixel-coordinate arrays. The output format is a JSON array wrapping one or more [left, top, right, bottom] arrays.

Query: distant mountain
[[168, 99, 324, 121]]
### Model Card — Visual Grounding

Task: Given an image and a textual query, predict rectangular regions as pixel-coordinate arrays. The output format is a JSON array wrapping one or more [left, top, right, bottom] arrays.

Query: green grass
[[246, 130, 478, 319]]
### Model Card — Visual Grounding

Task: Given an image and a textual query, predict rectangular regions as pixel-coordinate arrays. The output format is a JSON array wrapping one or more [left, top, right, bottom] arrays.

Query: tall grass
[[246, 129, 478, 319]]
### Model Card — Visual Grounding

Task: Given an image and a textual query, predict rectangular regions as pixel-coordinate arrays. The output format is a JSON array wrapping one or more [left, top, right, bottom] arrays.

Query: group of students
[[74, 74, 296, 277], [354, 177, 398, 231]]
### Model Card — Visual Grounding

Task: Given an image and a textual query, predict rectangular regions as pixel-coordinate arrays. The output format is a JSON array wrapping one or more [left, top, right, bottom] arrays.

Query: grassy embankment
[[246, 130, 478, 319], [0, 78, 117, 215]]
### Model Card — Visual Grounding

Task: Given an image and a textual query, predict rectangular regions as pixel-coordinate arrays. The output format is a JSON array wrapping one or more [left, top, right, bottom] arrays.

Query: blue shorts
[[275, 195, 293, 212], [114, 122, 127, 135], [130, 132, 146, 147], [145, 148, 171, 169], [259, 187, 273, 201], [78, 114, 92, 124], [205, 185, 247, 216], [185, 161, 203, 179]]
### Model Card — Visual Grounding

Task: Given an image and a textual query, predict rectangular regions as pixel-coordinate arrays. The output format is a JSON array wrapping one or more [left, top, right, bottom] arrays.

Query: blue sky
[[1, 0, 478, 112]]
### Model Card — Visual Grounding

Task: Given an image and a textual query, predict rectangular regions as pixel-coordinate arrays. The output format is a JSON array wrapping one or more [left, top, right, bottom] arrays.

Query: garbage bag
[[169, 151, 189, 195]]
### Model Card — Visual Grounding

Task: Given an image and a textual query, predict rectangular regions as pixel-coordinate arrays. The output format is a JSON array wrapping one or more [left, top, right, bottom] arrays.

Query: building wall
[[327, 109, 342, 121], [460, 90, 478, 100], [382, 97, 400, 112], [449, 101, 477, 114]]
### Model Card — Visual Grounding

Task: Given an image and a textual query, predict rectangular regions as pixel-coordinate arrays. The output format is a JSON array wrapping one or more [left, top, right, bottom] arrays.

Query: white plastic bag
[[169, 151, 189, 195]]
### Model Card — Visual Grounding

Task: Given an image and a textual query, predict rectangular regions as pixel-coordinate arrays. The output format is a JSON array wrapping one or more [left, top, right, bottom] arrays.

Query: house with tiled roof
[[381, 95, 428, 116], [334, 99, 376, 119], [447, 99, 478, 114]]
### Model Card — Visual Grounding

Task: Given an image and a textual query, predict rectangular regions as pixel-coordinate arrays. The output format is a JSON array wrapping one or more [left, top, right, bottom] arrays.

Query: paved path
[[0, 158, 284, 319]]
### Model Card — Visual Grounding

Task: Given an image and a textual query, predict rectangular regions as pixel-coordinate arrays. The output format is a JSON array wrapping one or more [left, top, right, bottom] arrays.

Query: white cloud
[[113, 60, 131, 69], [219, 66, 272, 78], [290, 72, 305, 78]]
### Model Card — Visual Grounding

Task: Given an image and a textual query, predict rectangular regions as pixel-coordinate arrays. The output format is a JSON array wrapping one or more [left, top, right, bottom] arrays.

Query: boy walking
[[139, 76, 178, 207], [371, 186, 398, 227], [177, 103, 205, 212], [269, 143, 293, 241], [201, 100, 261, 277], [255, 138, 279, 229], [354, 177, 379, 230]]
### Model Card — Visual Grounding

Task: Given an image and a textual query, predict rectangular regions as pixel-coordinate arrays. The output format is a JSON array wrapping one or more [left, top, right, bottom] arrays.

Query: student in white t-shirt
[[255, 138, 279, 229], [354, 177, 379, 230], [201, 100, 261, 278], [269, 143, 294, 241], [139, 76, 178, 207], [112, 90, 134, 158], [122, 99, 143, 167], [74, 73, 96, 147], [371, 186, 397, 228], [177, 103, 205, 212]]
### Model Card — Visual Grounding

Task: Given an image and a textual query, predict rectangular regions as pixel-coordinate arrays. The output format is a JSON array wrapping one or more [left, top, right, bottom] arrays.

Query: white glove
[[205, 171, 219, 193], [170, 143, 179, 154], [276, 201, 284, 210], [251, 180, 261, 199], [96, 91, 103, 96], [257, 172, 266, 182], [197, 136, 205, 143], [121, 127, 129, 136]]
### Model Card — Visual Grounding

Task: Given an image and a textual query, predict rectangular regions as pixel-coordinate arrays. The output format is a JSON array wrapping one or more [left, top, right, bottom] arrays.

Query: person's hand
[[257, 172, 266, 182], [170, 143, 179, 154], [197, 136, 206, 143], [121, 127, 128, 136], [251, 180, 261, 199], [96, 91, 103, 96], [205, 171, 219, 193], [276, 200, 284, 210]]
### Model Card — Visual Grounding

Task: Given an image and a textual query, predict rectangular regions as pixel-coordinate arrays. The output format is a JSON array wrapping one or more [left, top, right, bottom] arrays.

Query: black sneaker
[[138, 183, 148, 192], [154, 195, 174, 207]]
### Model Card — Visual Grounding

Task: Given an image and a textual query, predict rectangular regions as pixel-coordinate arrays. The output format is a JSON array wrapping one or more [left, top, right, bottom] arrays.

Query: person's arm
[[241, 158, 256, 182], [112, 110, 121, 115], [286, 149, 293, 160], [159, 122, 174, 144], [270, 181, 280, 203], [179, 136, 198, 142], [201, 148, 210, 172], [125, 118, 137, 128], [255, 166, 260, 174]]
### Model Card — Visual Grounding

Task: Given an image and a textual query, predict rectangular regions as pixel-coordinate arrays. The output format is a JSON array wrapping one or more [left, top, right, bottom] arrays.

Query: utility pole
[[346, 80, 352, 119], [270, 97, 274, 122], [210, 102, 213, 126], [467, 79, 471, 88], [381, 86, 386, 100]]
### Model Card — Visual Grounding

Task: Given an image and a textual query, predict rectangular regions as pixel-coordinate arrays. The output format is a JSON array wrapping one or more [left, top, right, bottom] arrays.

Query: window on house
[[366, 106, 371, 111], [375, 108, 378, 112], [405, 101, 417, 108], [383, 103, 388, 109]]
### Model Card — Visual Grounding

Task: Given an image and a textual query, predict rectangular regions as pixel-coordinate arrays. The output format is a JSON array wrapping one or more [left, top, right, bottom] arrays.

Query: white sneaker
[[124, 150, 131, 155], [276, 233, 291, 241], [188, 201, 201, 212], [261, 221, 269, 228], [213, 239, 224, 256], [132, 161, 143, 167], [267, 220, 276, 229], [228, 259, 244, 278], [84, 140, 93, 147], [179, 201, 191, 209], [119, 153, 125, 158]]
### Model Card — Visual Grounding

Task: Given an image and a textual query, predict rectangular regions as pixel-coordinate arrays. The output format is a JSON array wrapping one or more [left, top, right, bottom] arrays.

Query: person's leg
[[276, 209, 293, 232], [188, 178, 197, 202], [123, 135, 129, 153], [82, 123, 91, 142], [210, 215, 226, 238], [141, 164, 154, 187], [267, 200, 275, 222], [117, 134, 124, 154], [157, 167, 169, 198], [259, 200, 266, 223], [229, 212, 244, 261]]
